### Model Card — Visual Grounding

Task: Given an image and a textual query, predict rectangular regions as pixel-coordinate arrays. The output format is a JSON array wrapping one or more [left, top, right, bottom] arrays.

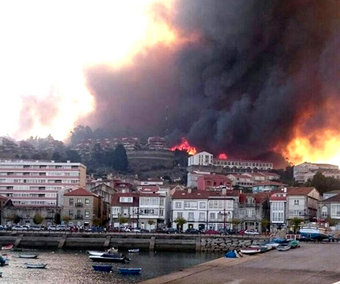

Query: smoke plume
[[83, 0, 339, 167]]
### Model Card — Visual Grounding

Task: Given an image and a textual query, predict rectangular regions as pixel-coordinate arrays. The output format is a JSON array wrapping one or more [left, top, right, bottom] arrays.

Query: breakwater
[[0, 232, 269, 252]]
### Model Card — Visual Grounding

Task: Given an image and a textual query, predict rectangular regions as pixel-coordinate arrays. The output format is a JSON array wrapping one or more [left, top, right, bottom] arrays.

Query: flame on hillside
[[218, 153, 228, 160], [170, 138, 197, 155]]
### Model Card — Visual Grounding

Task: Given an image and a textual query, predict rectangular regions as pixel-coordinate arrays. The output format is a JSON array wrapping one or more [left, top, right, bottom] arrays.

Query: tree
[[231, 219, 242, 230], [113, 144, 128, 172], [54, 212, 61, 225], [260, 219, 270, 233], [326, 217, 337, 227], [119, 216, 128, 224], [147, 220, 155, 228], [65, 150, 81, 163], [290, 217, 303, 233], [33, 214, 44, 225], [174, 217, 187, 232], [62, 216, 71, 224], [13, 215, 21, 224], [92, 218, 101, 226]]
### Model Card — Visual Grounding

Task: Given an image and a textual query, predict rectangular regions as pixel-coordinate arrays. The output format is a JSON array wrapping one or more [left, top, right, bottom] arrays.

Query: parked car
[[204, 229, 219, 235], [0, 225, 4, 230], [167, 228, 179, 234], [244, 229, 259, 235], [140, 229, 150, 233], [48, 225, 57, 231], [30, 225, 43, 231], [185, 228, 200, 234], [12, 225, 28, 231], [131, 228, 141, 233], [56, 225, 68, 231]]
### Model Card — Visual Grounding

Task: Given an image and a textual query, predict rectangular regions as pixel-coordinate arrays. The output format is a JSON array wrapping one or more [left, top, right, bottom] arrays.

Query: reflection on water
[[0, 249, 220, 283]]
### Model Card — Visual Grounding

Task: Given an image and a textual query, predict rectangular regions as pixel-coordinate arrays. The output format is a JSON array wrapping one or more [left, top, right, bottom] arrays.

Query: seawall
[[0, 232, 269, 251]]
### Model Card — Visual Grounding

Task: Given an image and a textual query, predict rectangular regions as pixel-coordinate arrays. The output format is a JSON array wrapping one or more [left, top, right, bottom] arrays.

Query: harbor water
[[0, 249, 220, 283]]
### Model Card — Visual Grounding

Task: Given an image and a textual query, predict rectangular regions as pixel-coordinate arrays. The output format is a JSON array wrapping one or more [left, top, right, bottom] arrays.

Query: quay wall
[[0, 232, 269, 252]]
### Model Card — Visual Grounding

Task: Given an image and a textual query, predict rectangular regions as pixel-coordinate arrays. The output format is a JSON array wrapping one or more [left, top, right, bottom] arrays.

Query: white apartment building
[[0, 160, 86, 207], [188, 151, 213, 167], [138, 186, 168, 229], [294, 162, 340, 183], [111, 193, 139, 228], [213, 159, 273, 171], [171, 190, 235, 231], [270, 191, 287, 231]]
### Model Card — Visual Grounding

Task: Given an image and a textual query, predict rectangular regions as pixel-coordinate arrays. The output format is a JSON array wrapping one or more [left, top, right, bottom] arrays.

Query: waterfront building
[[237, 192, 270, 232], [294, 162, 340, 183], [111, 192, 139, 228], [171, 189, 238, 231], [286, 187, 320, 222], [318, 193, 340, 225], [0, 160, 86, 207], [269, 190, 287, 231], [138, 186, 168, 230], [62, 188, 103, 227], [252, 181, 285, 193]]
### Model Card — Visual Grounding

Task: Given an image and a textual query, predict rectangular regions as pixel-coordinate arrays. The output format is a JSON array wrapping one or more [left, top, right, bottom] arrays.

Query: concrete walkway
[[140, 243, 340, 284]]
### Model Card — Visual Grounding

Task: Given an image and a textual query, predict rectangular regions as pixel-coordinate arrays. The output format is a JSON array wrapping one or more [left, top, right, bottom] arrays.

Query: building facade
[[0, 160, 86, 207], [294, 162, 340, 183], [111, 193, 139, 228], [62, 188, 102, 227], [188, 152, 213, 167]]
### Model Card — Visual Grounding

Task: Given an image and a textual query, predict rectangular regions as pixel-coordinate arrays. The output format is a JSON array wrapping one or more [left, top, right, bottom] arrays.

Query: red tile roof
[[64, 188, 98, 197], [139, 186, 159, 193], [172, 190, 210, 199], [286, 187, 316, 195]]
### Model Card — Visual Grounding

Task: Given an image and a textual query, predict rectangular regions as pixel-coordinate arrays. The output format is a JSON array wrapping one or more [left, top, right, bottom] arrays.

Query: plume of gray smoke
[[83, 0, 339, 168]]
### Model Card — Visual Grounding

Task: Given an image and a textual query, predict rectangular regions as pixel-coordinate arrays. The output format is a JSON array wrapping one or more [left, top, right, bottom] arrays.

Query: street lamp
[[218, 209, 230, 233]]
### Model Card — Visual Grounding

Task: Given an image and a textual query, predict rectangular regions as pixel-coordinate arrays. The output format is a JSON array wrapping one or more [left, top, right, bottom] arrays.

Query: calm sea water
[[0, 249, 220, 284]]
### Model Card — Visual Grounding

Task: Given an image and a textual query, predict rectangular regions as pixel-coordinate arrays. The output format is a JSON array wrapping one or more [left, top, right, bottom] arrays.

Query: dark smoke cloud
[[82, 0, 339, 168]]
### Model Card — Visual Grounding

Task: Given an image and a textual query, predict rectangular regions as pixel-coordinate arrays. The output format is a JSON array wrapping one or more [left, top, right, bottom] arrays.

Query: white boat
[[128, 249, 140, 253], [240, 248, 261, 255], [19, 254, 38, 259], [299, 226, 328, 240], [25, 263, 47, 269], [88, 247, 118, 256]]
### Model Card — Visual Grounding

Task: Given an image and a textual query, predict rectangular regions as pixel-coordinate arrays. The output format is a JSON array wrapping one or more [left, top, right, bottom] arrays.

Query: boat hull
[[240, 248, 260, 255], [25, 263, 47, 269], [118, 268, 142, 275], [89, 256, 128, 263], [276, 245, 291, 251], [92, 265, 112, 272], [19, 254, 38, 259]]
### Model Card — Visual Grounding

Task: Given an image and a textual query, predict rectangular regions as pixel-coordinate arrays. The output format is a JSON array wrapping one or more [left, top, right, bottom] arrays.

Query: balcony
[[75, 203, 83, 208], [75, 215, 83, 220]]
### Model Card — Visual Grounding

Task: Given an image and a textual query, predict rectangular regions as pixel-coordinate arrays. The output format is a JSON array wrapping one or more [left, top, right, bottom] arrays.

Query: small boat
[[19, 254, 38, 259], [299, 226, 329, 240], [92, 265, 112, 272], [88, 247, 118, 256], [118, 268, 142, 275], [264, 242, 280, 249], [128, 249, 139, 253], [89, 253, 130, 263], [240, 248, 261, 255], [289, 240, 300, 248], [271, 238, 287, 244], [1, 244, 14, 250], [276, 245, 291, 251], [25, 263, 47, 269], [0, 257, 9, 266], [250, 245, 271, 253]]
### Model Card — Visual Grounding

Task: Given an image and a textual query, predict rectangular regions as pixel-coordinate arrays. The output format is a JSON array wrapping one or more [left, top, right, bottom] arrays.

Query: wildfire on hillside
[[170, 138, 197, 155], [218, 153, 228, 160]]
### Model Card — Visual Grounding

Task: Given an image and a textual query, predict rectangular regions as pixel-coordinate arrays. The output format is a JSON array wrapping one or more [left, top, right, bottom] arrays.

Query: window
[[184, 201, 190, 209], [331, 204, 340, 218], [120, 197, 133, 203], [85, 210, 90, 218], [199, 212, 205, 221], [69, 209, 73, 217], [188, 212, 194, 221], [209, 212, 215, 220], [85, 198, 90, 205], [160, 209, 164, 216], [321, 206, 328, 218], [199, 202, 206, 209], [69, 198, 74, 206], [294, 200, 299, 205], [175, 202, 181, 209], [177, 212, 183, 219]]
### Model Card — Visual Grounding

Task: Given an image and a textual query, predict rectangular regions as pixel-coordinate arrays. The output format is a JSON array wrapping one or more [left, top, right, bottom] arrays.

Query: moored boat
[[92, 265, 112, 272], [276, 245, 291, 251], [240, 248, 261, 255], [88, 247, 118, 256], [299, 226, 329, 240], [1, 244, 14, 250], [128, 249, 139, 253], [25, 263, 47, 269], [289, 240, 300, 248], [89, 253, 130, 263], [118, 267, 142, 275], [19, 254, 38, 259]]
